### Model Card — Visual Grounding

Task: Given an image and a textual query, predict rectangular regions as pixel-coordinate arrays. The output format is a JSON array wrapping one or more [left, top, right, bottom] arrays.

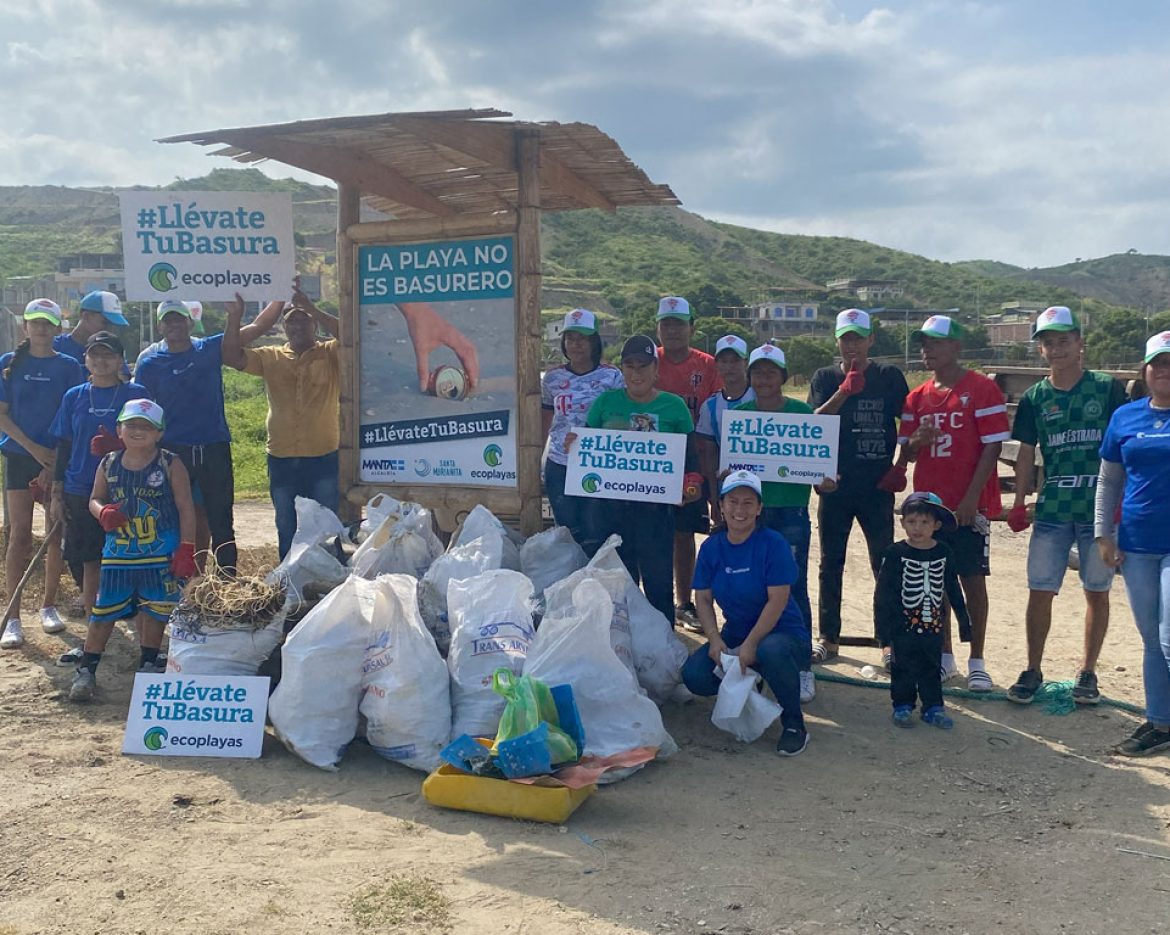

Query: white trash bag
[[418, 533, 505, 655], [453, 505, 521, 570], [269, 576, 382, 770], [447, 570, 536, 739], [546, 567, 637, 679], [351, 501, 443, 579], [360, 574, 451, 773], [519, 526, 587, 597], [166, 607, 287, 677], [268, 497, 349, 610], [357, 493, 402, 544], [711, 653, 782, 743], [525, 578, 676, 776]]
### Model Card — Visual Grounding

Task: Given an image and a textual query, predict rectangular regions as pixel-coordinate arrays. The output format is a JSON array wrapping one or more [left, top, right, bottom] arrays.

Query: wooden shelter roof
[[159, 108, 679, 219]]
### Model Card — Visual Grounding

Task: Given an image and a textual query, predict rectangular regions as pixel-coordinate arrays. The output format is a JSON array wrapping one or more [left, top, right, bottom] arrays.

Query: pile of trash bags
[[171, 494, 690, 778]]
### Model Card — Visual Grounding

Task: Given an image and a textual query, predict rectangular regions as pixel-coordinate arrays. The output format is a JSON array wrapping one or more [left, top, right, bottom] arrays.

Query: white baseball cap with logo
[[748, 343, 787, 370], [562, 308, 598, 335], [835, 308, 872, 338], [656, 296, 692, 321], [24, 298, 63, 326], [915, 315, 964, 340], [1145, 331, 1170, 364], [719, 469, 763, 498], [1032, 305, 1080, 339], [117, 398, 166, 430], [714, 335, 748, 358]]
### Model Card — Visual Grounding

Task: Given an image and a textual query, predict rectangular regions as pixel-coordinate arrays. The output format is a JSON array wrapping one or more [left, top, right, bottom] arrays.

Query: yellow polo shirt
[[243, 339, 340, 458]]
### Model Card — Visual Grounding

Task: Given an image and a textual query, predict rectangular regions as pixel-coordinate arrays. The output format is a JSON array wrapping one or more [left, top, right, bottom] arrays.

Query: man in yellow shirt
[[223, 286, 340, 558]]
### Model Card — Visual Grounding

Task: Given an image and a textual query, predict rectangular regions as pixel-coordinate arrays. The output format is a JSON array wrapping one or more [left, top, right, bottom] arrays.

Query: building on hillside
[[985, 303, 1043, 346], [717, 299, 820, 341], [826, 277, 905, 304]]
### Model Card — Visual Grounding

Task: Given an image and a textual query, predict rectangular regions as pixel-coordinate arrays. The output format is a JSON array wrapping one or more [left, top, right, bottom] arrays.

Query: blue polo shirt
[[1100, 398, 1170, 555], [133, 334, 230, 447], [50, 381, 151, 495], [0, 351, 84, 457], [692, 526, 806, 645]]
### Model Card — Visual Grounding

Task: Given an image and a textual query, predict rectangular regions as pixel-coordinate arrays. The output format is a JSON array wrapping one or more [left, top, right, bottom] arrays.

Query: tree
[[782, 335, 835, 380], [692, 317, 753, 354]]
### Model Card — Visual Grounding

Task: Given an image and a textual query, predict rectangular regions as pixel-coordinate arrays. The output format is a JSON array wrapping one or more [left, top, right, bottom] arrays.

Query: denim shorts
[[1027, 520, 1114, 593]]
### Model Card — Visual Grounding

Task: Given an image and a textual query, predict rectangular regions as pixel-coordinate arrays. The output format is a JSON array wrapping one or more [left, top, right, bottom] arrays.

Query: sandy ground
[[3, 497, 1169, 935]]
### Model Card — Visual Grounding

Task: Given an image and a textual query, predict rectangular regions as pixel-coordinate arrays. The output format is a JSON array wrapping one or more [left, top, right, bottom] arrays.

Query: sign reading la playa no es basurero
[[565, 428, 687, 504], [719, 411, 840, 485]]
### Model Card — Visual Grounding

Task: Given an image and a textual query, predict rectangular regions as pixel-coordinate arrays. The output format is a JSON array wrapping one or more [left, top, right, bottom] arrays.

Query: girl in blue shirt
[[682, 469, 810, 756], [0, 300, 84, 649]]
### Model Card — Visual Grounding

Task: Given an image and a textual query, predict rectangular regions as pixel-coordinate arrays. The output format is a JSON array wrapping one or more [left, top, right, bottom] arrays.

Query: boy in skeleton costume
[[875, 493, 971, 728]]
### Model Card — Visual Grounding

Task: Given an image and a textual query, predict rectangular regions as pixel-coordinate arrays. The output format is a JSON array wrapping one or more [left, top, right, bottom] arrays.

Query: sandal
[[811, 641, 838, 664]]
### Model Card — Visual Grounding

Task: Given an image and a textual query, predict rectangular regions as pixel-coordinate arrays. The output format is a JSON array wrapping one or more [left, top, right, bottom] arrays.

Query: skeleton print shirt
[[874, 541, 970, 644]]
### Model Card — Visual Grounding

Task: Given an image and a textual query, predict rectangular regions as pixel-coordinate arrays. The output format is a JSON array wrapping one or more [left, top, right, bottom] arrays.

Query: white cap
[[719, 470, 762, 498], [714, 335, 748, 358], [656, 296, 691, 321], [561, 308, 597, 334], [748, 343, 787, 370], [1032, 305, 1080, 339], [117, 398, 166, 430], [1145, 331, 1170, 364], [834, 308, 872, 338]]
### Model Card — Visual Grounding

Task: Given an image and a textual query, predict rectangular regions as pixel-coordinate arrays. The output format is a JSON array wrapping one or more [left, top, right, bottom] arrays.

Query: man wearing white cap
[[807, 309, 909, 661], [1005, 307, 1126, 705], [695, 334, 755, 537], [653, 296, 722, 627]]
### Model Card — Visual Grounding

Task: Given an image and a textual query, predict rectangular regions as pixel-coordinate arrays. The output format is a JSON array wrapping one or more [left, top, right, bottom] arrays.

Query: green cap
[[914, 315, 964, 340]]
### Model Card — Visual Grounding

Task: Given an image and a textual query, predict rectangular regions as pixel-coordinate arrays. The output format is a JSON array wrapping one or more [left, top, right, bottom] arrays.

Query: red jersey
[[898, 370, 1010, 516], [655, 347, 721, 423]]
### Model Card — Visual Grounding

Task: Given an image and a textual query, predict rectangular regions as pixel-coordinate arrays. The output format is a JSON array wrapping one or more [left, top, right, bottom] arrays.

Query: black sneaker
[[675, 602, 702, 633], [1007, 668, 1043, 704], [1072, 670, 1101, 705], [776, 728, 809, 757], [1114, 722, 1170, 758]]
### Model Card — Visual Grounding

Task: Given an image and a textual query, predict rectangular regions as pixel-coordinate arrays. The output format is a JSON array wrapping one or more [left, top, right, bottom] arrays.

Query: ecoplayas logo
[[582, 473, 602, 493], [143, 726, 168, 750], [483, 444, 503, 466], [149, 262, 178, 291]]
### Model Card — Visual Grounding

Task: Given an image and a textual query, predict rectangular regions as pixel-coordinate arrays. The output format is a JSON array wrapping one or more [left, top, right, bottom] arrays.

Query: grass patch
[[223, 368, 269, 498], [348, 875, 450, 930]]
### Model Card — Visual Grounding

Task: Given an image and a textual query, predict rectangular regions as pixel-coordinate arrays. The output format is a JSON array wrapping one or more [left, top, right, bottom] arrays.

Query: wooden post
[[336, 182, 361, 523], [514, 129, 543, 536]]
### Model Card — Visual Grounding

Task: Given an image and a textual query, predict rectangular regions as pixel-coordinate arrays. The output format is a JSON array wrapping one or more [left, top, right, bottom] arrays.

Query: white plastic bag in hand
[[351, 502, 443, 579], [269, 576, 381, 770], [360, 575, 451, 773], [519, 526, 587, 596], [525, 578, 676, 771], [711, 653, 782, 743], [447, 570, 536, 739]]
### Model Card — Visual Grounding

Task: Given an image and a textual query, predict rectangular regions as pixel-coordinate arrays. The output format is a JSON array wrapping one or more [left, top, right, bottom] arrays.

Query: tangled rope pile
[[172, 556, 286, 632]]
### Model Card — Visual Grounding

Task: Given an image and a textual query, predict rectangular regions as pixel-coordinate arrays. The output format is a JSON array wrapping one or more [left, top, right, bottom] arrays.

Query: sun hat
[[117, 398, 165, 430], [85, 331, 125, 358], [79, 290, 129, 327], [914, 315, 964, 340], [24, 298, 62, 326], [1032, 306, 1080, 339], [720, 469, 762, 498], [901, 491, 957, 530], [748, 344, 787, 371], [156, 299, 194, 321], [835, 308, 872, 338], [1144, 331, 1170, 364], [655, 296, 691, 321], [562, 308, 598, 335], [620, 334, 657, 363], [714, 335, 748, 359]]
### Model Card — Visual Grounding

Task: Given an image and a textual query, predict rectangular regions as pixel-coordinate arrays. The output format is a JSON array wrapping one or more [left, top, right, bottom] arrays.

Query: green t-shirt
[[585, 388, 694, 434], [1012, 370, 1126, 523], [734, 397, 814, 509]]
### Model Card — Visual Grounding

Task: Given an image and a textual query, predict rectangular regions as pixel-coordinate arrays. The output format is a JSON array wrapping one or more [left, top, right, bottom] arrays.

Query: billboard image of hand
[[399, 302, 480, 394]]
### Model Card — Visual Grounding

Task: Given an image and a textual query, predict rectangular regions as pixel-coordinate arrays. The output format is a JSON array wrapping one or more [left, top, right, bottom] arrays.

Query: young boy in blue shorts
[[69, 399, 197, 702]]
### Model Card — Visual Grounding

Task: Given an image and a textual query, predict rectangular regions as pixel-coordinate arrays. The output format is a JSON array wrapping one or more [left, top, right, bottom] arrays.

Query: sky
[[3, 0, 1170, 268]]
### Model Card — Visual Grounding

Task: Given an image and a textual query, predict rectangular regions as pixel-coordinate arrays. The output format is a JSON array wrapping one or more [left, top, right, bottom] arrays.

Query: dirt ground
[[3, 497, 1169, 935]]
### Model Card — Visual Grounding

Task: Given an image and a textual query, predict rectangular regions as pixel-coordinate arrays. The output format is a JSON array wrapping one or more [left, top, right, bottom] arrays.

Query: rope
[[814, 669, 1144, 715]]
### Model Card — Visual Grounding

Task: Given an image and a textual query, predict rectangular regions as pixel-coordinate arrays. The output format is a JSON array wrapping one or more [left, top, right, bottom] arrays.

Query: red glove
[[90, 425, 125, 456], [840, 358, 866, 396], [171, 542, 198, 580], [27, 477, 46, 504], [98, 503, 129, 532], [876, 464, 907, 493], [1007, 503, 1031, 532]]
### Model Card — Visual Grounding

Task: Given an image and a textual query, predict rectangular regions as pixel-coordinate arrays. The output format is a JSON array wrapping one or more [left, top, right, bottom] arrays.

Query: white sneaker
[[40, 606, 66, 634], [1, 619, 24, 649], [940, 658, 959, 682], [69, 667, 96, 702], [799, 670, 816, 703]]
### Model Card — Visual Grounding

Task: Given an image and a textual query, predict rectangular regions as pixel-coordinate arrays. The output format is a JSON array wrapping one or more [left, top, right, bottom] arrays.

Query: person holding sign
[[695, 334, 756, 535], [541, 309, 623, 557], [807, 309, 909, 663], [581, 334, 694, 625], [894, 315, 1010, 691], [69, 399, 197, 702], [682, 470, 811, 756]]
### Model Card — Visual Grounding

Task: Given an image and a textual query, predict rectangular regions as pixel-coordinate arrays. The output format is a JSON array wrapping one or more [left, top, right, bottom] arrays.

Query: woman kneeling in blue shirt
[[683, 469, 810, 756]]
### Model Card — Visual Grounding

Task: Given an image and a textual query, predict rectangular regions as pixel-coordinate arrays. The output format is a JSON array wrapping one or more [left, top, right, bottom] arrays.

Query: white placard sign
[[565, 427, 687, 504], [719, 411, 840, 485], [119, 190, 295, 301], [122, 674, 270, 759]]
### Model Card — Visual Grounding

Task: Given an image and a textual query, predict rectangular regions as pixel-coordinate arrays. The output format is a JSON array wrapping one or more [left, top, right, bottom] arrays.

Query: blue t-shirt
[[50, 381, 152, 496], [1100, 398, 1170, 554], [133, 334, 230, 446], [692, 526, 806, 645], [0, 351, 84, 457], [53, 333, 132, 381]]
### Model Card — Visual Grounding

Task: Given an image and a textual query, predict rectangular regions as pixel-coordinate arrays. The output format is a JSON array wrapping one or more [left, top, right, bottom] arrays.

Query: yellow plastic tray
[[422, 763, 595, 823]]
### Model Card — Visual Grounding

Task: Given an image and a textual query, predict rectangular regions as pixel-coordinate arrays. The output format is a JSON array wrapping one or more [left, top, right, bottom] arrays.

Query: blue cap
[[79, 290, 129, 327]]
